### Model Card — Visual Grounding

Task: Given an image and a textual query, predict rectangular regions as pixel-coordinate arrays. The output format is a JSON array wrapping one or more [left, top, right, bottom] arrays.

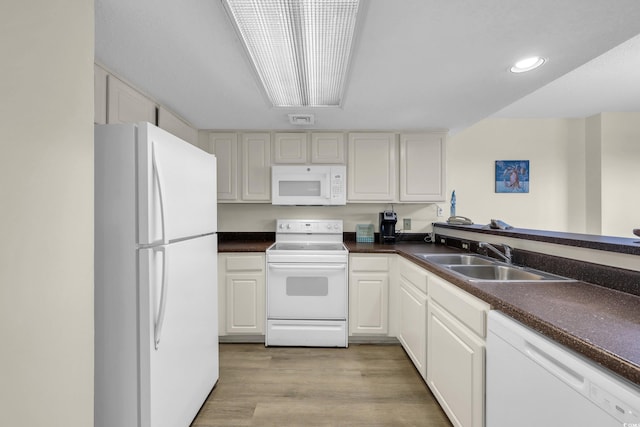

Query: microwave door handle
[[324, 174, 331, 199]]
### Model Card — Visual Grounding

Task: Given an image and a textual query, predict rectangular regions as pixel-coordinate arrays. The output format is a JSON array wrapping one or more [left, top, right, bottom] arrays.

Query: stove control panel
[[276, 219, 343, 234]]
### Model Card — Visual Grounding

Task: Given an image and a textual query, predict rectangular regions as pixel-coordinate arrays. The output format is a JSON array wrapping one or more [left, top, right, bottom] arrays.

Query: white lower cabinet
[[348, 254, 392, 335], [218, 253, 265, 336], [397, 257, 428, 379], [427, 274, 489, 427]]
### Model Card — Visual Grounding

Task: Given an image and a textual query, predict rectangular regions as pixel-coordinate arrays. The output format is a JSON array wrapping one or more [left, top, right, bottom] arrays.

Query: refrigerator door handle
[[154, 246, 169, 350], [151, 142, 168, 245]]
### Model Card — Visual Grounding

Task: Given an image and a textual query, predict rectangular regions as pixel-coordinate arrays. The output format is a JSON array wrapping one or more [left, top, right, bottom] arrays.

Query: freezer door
[[138, 234, 218, 427], [138, 122, 217, 245]]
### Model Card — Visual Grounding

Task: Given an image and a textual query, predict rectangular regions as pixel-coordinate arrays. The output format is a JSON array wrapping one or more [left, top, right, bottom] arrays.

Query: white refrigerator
[[94, 122, 218, 427]]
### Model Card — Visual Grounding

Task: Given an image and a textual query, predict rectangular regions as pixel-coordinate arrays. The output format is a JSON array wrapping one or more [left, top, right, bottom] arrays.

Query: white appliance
[[266, 219, 349, 347], [94, 122, 219, 427], [487, 310, 640, 427], [271, 165, 346, 205]]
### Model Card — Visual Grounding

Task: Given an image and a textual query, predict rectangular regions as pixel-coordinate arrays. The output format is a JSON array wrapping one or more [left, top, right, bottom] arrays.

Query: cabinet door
[[209, 133, 238, 201], [349, 273, 389, 335], [349, 255, 390, 335], [222, 254, 265, 335], [273, 133, 307, 163], [427, 301, 485, 427], [347, 133, 397, 201], [400, 133, 446, 202], [157, 107, 197, 145], [398, 278, 427, 379], [94, 64, 108, 124], [241, 133, 271, 201], [226, 272, 265, 334], [311, 132, 345, 164], [107, 75, 156, 125]]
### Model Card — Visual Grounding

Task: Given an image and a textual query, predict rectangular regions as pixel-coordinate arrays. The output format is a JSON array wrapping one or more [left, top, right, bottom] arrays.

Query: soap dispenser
[[450, 190, 456, 217]]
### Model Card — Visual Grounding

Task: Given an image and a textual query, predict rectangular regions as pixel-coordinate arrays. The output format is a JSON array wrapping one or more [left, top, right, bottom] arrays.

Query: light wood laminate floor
[[191, 343, 452, 427]]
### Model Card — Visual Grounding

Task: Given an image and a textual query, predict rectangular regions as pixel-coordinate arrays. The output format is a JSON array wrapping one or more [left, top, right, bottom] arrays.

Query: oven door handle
[[268, 264, 346, 270]]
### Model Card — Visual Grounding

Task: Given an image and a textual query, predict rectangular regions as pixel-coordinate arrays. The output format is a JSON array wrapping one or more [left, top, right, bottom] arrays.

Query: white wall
[[0, 2, 94, 426], [447, 115, 639, 238], [600, 112, 640, 238], [585, 115, 603, 234], [447, 118, 586, 232], [218, 203, 440, 233]]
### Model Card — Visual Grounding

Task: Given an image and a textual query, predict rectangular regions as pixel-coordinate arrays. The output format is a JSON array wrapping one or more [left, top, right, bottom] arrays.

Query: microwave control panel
[[331, 168, 345, 200]]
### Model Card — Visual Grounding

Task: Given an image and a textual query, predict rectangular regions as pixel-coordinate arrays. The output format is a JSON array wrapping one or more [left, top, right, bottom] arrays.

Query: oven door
[[267, 262, 347, 319]]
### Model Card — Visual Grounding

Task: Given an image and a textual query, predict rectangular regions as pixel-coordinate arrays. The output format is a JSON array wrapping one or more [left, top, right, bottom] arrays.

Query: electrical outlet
[[437, 206, 443, 217], [403, 218, 411, 230]]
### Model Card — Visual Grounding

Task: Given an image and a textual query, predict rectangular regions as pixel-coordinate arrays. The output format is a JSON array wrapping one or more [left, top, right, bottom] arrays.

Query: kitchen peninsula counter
[[219, 236, 640, 386]]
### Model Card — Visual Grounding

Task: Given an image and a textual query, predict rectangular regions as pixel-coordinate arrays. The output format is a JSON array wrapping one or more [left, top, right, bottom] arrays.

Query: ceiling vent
[[288, 114, 315, 125]]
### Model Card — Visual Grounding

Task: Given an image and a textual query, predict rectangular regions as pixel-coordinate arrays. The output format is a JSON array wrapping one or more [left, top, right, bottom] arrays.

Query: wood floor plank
[[191, 343, 452, 427]]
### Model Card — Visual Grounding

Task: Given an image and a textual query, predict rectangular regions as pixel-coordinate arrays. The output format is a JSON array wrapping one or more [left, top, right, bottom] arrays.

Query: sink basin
[[415, 254, 496, 265], [448, 264, 570, 282]]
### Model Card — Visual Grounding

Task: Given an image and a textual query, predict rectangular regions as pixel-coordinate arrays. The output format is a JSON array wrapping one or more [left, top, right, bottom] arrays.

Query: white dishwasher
[[487, 311, 640, 427]]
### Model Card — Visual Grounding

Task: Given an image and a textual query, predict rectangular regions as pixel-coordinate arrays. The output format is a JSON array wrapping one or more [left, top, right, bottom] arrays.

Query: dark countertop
[[220, 239, 640, 386], [218, 241, 273, 252]]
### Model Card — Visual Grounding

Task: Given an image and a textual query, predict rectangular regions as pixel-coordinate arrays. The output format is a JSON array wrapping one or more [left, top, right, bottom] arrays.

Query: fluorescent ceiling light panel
[[223, 0, 361, 107]]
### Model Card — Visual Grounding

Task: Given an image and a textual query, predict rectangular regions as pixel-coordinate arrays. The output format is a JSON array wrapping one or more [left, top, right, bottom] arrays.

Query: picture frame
[[495, 160, 529, 193]]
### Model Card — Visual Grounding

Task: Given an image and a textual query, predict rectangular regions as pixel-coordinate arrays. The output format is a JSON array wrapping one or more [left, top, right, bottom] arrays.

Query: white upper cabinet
[[273, 133, 308, 163], [347, 133, 397, 202], [157, 106, 197, 146], [400, 133, 446, 202], [209, 133, 239, 202], [272, 132, 345, 164], [240, 133, 271, 202], [311, 132, 346, 164], [208, 132, 271, 203], [107, 75, 156, 125]]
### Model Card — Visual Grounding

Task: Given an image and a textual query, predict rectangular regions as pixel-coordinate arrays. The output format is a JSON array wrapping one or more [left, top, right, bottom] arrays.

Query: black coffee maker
[[379, 210, 398, 244]]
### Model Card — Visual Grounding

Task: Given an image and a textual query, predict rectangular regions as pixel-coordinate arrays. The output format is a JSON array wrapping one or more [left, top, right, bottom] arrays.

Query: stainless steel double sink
[[414, 253, 573, 282]]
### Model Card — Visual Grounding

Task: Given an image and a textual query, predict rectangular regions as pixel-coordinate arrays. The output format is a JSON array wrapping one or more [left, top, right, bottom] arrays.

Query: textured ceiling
[[95, 0, 640, 133]]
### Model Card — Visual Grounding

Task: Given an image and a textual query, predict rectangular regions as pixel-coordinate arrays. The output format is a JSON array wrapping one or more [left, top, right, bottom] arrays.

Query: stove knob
[[286, 224, 291, 229], [327, 224, 332, 229]]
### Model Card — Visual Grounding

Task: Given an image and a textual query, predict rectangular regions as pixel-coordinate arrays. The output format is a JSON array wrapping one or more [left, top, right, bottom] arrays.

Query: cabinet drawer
[[398, 257, 428, 294], [224, 254, 265, 272], [428, 274, 489, 338], [349, 255, 390, 272]]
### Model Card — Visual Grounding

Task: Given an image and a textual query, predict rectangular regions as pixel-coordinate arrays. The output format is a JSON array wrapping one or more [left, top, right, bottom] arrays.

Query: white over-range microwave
[[271, 165, 347, 205]]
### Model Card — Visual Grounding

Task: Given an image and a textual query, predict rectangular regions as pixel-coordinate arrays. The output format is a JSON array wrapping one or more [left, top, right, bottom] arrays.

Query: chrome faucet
[[479, 242, 512, 263]]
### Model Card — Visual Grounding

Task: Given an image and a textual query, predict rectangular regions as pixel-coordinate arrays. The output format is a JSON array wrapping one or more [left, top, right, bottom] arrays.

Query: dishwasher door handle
[[524, 341, 586, 391]]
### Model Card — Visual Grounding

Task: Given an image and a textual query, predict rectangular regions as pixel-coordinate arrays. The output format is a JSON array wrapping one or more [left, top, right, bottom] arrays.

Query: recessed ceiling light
[[510, 56, 546, 73]]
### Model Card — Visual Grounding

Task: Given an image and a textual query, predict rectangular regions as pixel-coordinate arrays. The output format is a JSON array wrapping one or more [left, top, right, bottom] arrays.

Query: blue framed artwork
[[495, 160, 529, 193]]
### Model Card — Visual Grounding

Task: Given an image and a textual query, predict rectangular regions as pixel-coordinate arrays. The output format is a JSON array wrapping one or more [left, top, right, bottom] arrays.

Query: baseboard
[[219, 334, 400, 345]]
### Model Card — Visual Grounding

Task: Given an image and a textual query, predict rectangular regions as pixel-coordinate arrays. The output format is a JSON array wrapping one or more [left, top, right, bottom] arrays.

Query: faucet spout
[[479, 242, 512, 263]]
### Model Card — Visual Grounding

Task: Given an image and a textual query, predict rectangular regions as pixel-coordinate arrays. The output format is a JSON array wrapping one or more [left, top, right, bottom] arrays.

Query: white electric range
[[265, 219, 349, 347]]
